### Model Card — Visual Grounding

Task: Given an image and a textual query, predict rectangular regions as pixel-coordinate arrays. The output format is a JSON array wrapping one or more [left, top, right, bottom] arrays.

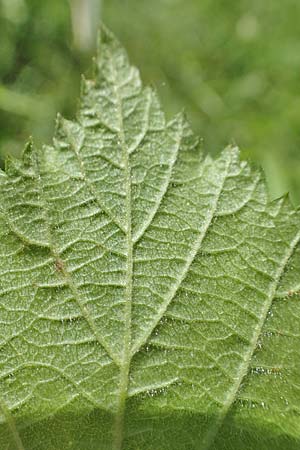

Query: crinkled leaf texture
[[0, 27, 299, 450]]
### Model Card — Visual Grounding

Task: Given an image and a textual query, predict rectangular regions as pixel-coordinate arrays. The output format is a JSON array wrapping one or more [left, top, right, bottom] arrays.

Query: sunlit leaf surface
[[0, 28, 299, 450]]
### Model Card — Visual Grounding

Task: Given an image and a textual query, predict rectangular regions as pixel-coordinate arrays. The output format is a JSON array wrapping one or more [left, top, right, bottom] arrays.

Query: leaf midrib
[[113, 139, 233, 448], [109, 53, 134, 450]]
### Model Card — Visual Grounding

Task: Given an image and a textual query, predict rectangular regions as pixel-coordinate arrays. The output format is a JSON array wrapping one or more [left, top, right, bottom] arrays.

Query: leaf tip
[[98, 23, 118, 46]]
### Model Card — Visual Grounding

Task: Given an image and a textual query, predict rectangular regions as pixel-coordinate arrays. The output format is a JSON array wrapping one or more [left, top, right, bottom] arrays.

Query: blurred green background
[[1, 0, 300, 204]]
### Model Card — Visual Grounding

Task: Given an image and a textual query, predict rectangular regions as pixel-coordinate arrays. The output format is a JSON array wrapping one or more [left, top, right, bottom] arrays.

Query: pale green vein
[[0, 207, 50, 249], [0, 362, 101, 409], [200, 228, 300, 450], [131, 153, 233, 357], [215, 172, 261, 217], [57, 116, 127, 234], [34, 154, 122, 367], [128, 87, 152, 156], [49, 250, 121, 367], [133, 115, 184, 244], [1, 25, 299, 450], [108, 48, 134, 450], [276, 283, 300, 298], [0, 398, 25, 450], [128, 377, 179, 398]]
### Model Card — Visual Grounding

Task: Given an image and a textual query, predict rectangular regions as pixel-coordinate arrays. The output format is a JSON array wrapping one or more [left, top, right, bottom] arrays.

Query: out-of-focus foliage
[[1, 0, 300, 203], [104, 0, 300, 203], [0, 0, 96, 157]]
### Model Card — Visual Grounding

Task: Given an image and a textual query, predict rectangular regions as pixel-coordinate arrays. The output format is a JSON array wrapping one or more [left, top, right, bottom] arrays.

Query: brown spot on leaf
[[55, 258, 65, 272]]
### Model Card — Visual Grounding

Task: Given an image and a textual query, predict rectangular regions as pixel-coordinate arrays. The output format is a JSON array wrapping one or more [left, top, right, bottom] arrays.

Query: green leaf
[[0, 27, 299, 450]]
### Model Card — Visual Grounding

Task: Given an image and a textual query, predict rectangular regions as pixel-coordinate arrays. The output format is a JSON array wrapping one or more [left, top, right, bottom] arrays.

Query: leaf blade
[[0, 26, 299, 450]]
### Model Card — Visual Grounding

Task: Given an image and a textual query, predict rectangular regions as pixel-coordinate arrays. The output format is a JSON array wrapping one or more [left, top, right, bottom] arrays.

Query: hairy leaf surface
[[0, 28, 299, 450]]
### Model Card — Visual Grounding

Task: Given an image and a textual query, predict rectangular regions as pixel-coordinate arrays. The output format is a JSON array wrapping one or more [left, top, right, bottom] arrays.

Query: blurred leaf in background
[[104, 0, 300, 204], [1, 0, 300, 204], [0, 0, 99, 158]]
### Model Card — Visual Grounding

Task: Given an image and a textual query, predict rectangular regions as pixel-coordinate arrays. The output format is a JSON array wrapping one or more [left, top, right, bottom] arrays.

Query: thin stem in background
[[69, 0, 102, 52]]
